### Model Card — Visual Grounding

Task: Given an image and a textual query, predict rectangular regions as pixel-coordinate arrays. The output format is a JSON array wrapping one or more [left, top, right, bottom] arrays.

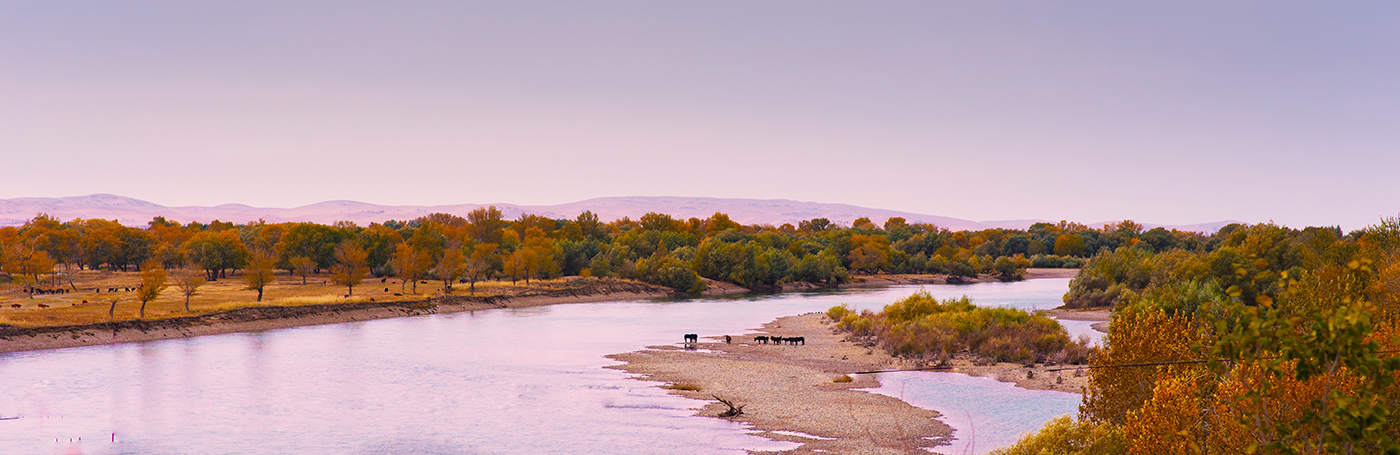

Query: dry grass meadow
[[0, 269, 555, 329]]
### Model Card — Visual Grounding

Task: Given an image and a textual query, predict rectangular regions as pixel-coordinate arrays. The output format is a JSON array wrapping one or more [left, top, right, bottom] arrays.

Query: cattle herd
[[6, 285, 145, 309], [23, 287, 74, 295], [683, 333, 805, 345]]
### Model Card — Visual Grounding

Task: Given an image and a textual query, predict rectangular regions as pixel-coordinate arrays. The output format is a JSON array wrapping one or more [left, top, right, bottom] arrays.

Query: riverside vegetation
[[827, 292, 1092, 365], [993, 218, 1400, 454], [0, 209, 1132, 327]]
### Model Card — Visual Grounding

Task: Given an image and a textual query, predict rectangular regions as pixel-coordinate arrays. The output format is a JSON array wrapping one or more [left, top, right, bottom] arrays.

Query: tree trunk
[[109, 300, 117, 320], [347, 285, 354, 297], [256, 288, 263, 302], [139, 300, 147, 318], [184, 295, 191, 312]]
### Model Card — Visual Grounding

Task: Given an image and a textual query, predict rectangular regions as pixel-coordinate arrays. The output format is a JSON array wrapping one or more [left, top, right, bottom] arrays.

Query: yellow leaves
[[1122, 374, 1205, 455], [1081, 309, 1205, 425]]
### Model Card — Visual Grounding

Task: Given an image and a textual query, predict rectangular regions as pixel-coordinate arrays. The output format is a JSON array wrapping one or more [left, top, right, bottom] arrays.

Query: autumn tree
[[391, 243, 432, 294], [244, 248, 277, 302], [436, 244, 465, 293], [463, 243, 498, 295], [1054, 234, 1086, 257], [331, 240, 369, 296], [503, 249, 528, 284], [290, 256, 316, 285], [185, 229, 247, 280], [170, 266, 205, 312], [136, 261, 169, 318], [467, 206, 506, 244], [2, 238, 55, 298]]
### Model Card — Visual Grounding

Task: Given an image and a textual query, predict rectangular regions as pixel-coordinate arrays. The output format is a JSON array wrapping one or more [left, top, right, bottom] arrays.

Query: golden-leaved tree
[[136, 261, 168, 318], [332, 240, 369, 296], [244, 248, 277, 302]]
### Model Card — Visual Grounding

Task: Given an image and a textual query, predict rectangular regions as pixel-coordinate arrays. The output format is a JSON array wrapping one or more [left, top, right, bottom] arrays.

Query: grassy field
[[0, 269, 567, 329]]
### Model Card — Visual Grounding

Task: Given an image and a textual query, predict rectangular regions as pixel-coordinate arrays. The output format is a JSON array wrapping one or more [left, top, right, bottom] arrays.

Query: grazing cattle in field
[[724, 335, 732, 344], [754, 335, 769, 344], [381, 278, 387, 283], [37, 304, 49, 309], [770, 336, 786, 345], [683, 333, 698, 343], [789, 336, 805, 345], [9, 304, 19, 309]]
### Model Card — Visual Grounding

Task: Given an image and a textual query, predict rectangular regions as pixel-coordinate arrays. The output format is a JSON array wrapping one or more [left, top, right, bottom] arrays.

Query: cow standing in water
[[684, 333, 698, 343]]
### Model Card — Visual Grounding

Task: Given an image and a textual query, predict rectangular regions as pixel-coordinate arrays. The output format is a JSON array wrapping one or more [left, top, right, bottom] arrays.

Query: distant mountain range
[[0, 194, 1240, 233]]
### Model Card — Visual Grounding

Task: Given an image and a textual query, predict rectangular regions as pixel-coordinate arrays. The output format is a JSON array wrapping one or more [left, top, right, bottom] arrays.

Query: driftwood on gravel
[[713, 395, 745, 418]]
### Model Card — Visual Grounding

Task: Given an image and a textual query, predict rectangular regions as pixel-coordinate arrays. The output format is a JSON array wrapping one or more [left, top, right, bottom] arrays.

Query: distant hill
[[0, 194, 1238, 233]]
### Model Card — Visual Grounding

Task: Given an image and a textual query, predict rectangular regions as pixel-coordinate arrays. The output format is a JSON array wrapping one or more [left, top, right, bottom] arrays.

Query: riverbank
[[0, 278, 678, 354], [0, 269, 1083, 355]]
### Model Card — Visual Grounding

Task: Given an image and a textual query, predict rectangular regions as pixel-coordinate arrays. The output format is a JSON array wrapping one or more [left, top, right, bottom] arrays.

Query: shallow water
[[0, 278, 1081, 454], [870, 372, 1081, 455]]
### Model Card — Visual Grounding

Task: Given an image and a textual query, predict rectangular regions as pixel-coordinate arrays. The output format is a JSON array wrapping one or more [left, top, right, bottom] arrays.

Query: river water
[[0, 278, 1084, 454]]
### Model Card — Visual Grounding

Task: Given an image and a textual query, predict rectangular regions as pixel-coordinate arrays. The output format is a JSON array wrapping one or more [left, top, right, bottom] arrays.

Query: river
[[0, 278, 1084, 454]]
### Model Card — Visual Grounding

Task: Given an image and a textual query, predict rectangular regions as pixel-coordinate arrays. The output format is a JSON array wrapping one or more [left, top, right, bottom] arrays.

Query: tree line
[[0, 210, 1184, 297], [993, 219, 1400, 453]]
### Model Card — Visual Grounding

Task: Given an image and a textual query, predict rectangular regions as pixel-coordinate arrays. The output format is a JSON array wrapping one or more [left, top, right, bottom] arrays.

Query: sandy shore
[[608, 313, 952, 454], [606, 312, 1093, 454]]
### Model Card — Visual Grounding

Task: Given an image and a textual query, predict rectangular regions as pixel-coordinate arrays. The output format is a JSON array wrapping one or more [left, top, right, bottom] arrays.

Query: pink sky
[[1, 2, 1397, 230]]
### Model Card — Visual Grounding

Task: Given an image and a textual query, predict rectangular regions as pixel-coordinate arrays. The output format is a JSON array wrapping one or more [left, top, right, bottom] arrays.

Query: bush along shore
[[828, 291, 1093, 367]]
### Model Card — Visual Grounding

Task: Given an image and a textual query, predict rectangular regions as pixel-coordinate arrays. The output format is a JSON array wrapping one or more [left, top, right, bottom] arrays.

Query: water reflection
[[0, 279, 1079, 454], [870, 372, 1081, 455]]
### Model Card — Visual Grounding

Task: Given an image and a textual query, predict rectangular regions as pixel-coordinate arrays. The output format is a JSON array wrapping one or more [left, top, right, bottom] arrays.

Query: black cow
[[754, 335, 769, 344], [770, 336, 786, 345], [724, 335, 732, 344], [789, 336, 805, 345], [683, 333, 698, 343]]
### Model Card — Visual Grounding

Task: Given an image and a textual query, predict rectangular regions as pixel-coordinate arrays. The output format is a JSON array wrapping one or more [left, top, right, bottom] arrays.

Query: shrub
[[829, 291, 1088, 364]]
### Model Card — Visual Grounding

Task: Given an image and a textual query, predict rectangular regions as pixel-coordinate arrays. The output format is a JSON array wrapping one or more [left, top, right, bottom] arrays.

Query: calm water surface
[[0, 278, 1082, 454]]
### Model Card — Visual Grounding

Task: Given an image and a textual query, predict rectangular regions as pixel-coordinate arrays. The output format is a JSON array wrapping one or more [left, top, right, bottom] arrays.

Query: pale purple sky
[[2, 2, 1397, 230]]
